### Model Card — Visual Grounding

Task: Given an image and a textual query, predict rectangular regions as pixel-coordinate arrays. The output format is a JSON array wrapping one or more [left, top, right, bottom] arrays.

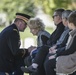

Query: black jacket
[[0, 24, 25, 72], [47, 22, 65, 46]]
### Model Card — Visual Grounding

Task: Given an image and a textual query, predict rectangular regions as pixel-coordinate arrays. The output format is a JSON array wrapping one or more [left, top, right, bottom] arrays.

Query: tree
[[0, 0, 76, 24], [0, 0, 35, 23], [33, 0, 75, 15]]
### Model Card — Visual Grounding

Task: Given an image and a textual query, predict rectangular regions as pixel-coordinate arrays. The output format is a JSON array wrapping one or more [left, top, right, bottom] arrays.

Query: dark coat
[[47, 22, 65, 46], [0, 24, 25, 73]]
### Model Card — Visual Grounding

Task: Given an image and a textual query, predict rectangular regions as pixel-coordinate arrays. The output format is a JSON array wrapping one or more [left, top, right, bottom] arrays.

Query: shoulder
[[5, 24, 19, 35], [13, 29, 18, 33], [9, 24, 18, 33], [41, 30, 50, 37]]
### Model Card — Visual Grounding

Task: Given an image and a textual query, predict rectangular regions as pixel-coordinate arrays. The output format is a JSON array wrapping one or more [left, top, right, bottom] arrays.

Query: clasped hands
[[49, 45, 57, 60]]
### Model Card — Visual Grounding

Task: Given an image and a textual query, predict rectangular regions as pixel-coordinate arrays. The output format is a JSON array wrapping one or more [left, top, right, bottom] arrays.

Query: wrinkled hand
[[49, 45, 57, 51], [49, 49, 57, 54]]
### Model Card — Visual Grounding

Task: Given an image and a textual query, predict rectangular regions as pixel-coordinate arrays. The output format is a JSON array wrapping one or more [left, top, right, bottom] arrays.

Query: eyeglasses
[[52, 15, 58, 18]]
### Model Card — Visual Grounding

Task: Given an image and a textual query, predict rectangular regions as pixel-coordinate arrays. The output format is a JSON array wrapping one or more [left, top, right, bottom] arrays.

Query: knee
[[40, 46, 49, 53], [44, 60, 50, 70], [44, 59, 55, 69]]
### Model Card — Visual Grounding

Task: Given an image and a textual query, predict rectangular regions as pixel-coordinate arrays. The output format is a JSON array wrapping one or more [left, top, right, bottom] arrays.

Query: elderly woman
[[27, 18, 51, 60], [28, 18, 50, 47], [24, 18, 50, 68]]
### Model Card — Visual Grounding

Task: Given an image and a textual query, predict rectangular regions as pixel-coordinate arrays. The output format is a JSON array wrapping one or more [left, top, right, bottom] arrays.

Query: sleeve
[[41, 35, 49, 45], [56, 47, 65, 57], [56, 33, 69, 49], [7, 31, 28, 58], [56, 36, 76, 56]]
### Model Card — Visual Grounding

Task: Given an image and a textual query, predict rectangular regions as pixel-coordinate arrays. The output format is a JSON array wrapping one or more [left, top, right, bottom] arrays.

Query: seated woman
[[28, 18, 51, 61], [24, 18, 51, 66]]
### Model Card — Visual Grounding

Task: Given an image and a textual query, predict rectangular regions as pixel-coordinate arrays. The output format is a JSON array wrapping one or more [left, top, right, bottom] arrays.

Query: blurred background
[[0, 0, 76, 48]]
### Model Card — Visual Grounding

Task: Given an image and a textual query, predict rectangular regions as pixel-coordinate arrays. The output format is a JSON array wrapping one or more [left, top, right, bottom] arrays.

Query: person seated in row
[[49, 9, 72, 58], [44, 9, 72, 75], [24, 18, 51, 67], [56, 10, 76, 75], [21, 8, 65, 75]]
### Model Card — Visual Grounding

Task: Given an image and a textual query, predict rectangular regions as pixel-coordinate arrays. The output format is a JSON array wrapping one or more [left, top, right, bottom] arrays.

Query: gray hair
[[62, 10, 72, 19], [27, 18, 45, 30]]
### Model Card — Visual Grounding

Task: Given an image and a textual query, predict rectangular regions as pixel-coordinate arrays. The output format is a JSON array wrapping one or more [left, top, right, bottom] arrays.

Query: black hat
[[16, 13, 31, 23]]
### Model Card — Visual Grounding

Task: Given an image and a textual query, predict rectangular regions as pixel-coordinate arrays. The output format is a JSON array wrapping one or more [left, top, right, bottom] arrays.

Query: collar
[[69, 29, 76, 37]]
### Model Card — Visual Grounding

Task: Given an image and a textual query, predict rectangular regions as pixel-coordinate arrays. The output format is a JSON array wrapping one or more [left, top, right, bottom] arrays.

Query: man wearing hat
[[0, 13, 31, 75]]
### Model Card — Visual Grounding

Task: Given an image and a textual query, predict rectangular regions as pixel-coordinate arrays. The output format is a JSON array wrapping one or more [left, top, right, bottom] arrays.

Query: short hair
[[62, 10, 72, 19], [27, 18, 45, 30], [68, 10, 76, 26], [54, 8, 65, 17]]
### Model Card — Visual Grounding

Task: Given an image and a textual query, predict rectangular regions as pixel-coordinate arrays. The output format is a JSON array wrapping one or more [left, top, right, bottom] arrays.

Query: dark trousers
[[33, 46, 49, 66], [24, 55, 32, 67], [24, 45, 49, 75], [69, 71, 76, 75], [44, 53, 56, 75], [33, 46, 49, 75], [14, 58, 25, 75]]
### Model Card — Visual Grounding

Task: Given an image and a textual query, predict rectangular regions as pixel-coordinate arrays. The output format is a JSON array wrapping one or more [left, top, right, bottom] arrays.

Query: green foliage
[[0, 0, 76, 23], [0, 0, 35, 22], [32, 0, 73, 16], [53, 0, 70, 9]]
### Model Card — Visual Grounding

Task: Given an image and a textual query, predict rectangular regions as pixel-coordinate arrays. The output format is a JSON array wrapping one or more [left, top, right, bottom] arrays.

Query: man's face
[[53, 12, 60, 26], [18, 20, 27, 32]]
